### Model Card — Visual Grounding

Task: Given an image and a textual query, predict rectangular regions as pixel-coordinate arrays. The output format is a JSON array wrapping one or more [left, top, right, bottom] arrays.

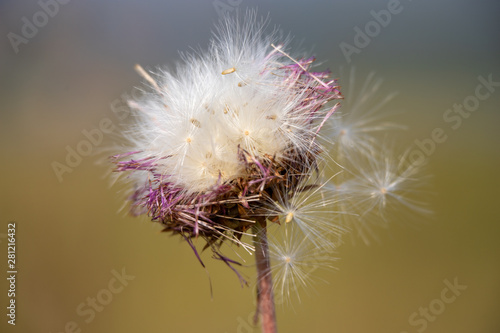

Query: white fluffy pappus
[[267, 223, 338, 304], [335, 146, 432, 244], [122, 13, 336, 194], [329, 68, 405, 160], [112, 11, 345, 302], [258, 170, 347, 250]]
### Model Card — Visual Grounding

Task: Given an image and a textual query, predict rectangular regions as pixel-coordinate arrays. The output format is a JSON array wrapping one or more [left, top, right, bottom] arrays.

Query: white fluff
[[125, 13, 326, 193]]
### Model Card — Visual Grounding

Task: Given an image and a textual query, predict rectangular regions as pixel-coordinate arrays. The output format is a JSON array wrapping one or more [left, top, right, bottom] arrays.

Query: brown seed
[[221, 67, 236, 75], [190, 118, 201, 128]]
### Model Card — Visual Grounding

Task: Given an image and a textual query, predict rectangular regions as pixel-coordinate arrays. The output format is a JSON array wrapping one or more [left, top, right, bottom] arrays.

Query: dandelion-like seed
[[268, 223, 337, 305], [111, 12, 342, 333], [259, 170, 346, 250], [324, 69, 431, 245], [336, 146, 432, 244], [330, 68, 404, 160]]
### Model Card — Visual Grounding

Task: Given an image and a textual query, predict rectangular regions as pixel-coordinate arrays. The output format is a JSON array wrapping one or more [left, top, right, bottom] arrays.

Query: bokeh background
[[1, 0, 499, 332]]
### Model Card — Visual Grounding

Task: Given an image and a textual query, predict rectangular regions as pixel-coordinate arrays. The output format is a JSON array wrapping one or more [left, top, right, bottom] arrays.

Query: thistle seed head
[[111, 12, 342, 271]]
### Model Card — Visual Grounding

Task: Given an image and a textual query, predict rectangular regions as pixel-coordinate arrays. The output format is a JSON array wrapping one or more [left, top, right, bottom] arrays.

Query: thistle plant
[[111, 12, 427, 333]]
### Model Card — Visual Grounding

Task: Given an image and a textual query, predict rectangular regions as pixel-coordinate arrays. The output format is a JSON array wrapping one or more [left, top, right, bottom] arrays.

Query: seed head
[[111, 12, 342, 276]]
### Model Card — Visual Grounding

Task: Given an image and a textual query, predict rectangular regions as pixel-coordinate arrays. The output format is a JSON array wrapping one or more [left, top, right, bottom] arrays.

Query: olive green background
[[1, 1, 499, 332]]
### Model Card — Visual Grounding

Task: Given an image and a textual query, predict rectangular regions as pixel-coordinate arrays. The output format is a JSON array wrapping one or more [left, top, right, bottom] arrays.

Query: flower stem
[[253, 218, 277, 333]]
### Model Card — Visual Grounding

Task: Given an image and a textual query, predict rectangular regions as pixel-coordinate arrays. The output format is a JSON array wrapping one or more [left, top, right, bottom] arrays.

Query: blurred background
[[1, 0, 499, 332]]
